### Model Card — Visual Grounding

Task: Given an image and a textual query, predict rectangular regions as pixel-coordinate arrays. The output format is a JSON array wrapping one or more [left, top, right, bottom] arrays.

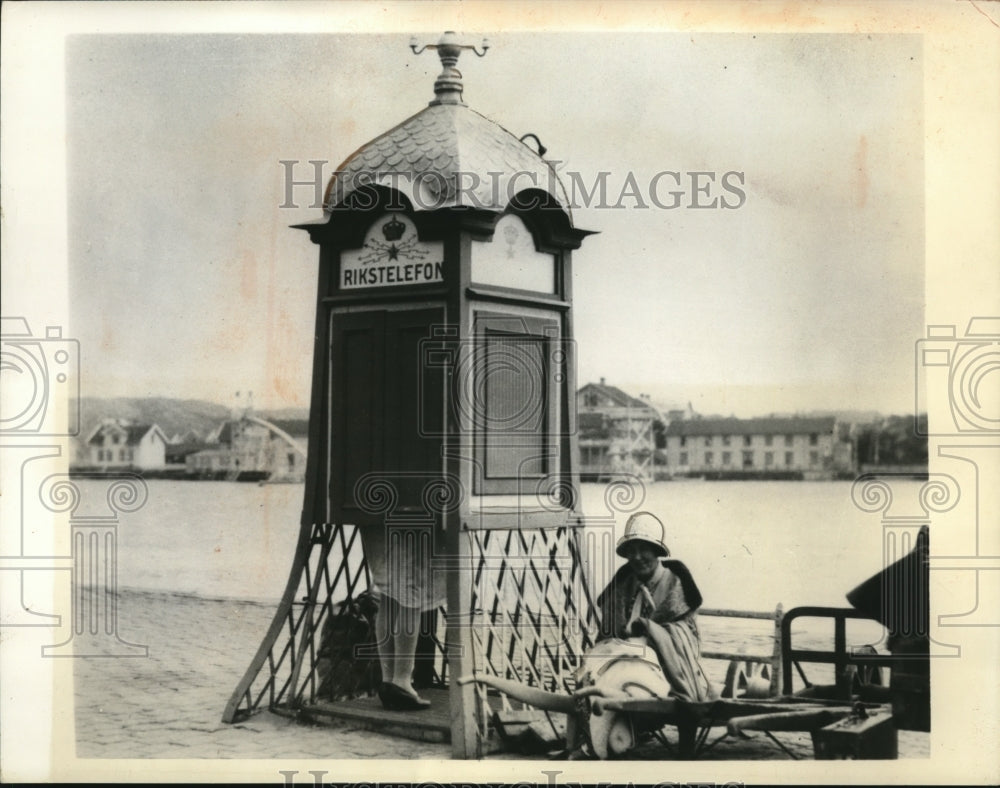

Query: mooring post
[[770, 602, 784, 697]]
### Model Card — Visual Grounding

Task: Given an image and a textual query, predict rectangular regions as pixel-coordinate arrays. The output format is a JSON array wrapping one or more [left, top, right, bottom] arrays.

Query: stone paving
[[74, 590, 447, 760], [73, 589, 929, 762]]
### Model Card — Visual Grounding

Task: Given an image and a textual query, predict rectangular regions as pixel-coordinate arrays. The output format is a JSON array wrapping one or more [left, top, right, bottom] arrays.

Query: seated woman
[[596, 511, 716, 705]]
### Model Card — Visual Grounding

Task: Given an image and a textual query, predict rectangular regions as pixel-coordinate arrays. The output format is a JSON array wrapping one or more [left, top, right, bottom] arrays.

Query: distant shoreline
[[68, 466, 287, 482], [68, 467, 928, 482]]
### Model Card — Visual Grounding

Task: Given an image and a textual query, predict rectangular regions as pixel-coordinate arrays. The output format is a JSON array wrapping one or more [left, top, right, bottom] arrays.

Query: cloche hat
[[616, 511, 669, 558]]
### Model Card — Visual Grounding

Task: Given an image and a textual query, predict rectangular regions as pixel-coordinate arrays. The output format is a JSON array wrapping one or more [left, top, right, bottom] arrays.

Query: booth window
[[470, 214, 557, 294], [472, 312, 560, 494]]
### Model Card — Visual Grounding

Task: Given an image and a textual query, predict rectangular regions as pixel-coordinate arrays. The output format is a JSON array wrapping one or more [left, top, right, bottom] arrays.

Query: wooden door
[[329, 307, 445, 524]]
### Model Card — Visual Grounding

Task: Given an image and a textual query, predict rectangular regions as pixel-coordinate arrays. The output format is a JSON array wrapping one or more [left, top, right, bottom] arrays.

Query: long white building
[[663, 416, 853, 478]]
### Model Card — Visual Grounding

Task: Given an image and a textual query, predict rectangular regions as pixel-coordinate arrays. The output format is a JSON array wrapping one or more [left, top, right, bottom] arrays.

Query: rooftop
[[579, 381, 655, 411], [665, 416, 837, 437], [87, 421, 160, 446]]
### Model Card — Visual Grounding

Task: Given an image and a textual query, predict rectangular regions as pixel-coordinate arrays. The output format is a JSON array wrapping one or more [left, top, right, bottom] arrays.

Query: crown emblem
[[382, 215, 406, 241]]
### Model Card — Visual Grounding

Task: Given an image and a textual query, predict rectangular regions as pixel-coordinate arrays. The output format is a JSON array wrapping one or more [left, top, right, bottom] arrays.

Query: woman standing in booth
[[363, 523, 445, 711]]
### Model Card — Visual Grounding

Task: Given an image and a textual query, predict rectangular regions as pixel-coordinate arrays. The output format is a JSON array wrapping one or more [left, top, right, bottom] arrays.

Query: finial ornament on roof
[[409, 31, 490, 106]]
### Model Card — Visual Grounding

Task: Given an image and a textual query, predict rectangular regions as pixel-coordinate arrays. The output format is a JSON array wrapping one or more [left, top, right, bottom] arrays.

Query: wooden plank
[[448, 229, 481, 760], [284, 533, 332, 704], [701, 651, 774, 664], [322, 287, 449, 305], [598, 696, 877, 724], [700, 607, 777, 620], [464, 286, 571, 311], [302, 689, 452, 744], [447, 530, 480, 758], [467, 507, 579, 531]]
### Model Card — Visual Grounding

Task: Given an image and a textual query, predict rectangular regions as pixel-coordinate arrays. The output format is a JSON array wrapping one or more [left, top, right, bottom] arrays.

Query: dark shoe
[[378, 682, 431, 711]]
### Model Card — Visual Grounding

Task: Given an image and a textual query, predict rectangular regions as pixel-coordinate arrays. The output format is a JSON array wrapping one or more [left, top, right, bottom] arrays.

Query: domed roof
[[323, 33, 573, 218]]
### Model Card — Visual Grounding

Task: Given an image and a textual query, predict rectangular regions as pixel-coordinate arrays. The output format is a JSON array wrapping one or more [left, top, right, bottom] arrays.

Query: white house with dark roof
[[663, 415, 854, 478], [576, 379, 664, 480], [85, 419, 168, 469]]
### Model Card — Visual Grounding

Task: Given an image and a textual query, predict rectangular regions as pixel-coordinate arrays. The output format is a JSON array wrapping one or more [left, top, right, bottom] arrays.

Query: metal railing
[[699, 605, 784, 697], [780, 606, 893, 698]]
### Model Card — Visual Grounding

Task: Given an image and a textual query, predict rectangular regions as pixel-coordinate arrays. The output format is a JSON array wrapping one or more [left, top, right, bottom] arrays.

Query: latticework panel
[[225, 517, 600, 755], [467, 523, 600, 746], [224, 521, 449, 723], [225, 522, 369, 721]]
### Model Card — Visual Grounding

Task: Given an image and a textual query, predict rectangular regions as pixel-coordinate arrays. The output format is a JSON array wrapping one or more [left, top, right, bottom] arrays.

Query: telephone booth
[[224, 33, 599, 758]]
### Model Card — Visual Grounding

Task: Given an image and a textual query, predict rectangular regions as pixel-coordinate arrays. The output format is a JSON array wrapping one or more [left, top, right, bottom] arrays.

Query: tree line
[[852, 414, 928, 467]]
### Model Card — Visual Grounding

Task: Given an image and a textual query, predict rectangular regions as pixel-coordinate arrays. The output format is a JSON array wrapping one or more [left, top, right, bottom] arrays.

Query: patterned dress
[[360, 522, 446, 611], [597, 560, 716, 702]]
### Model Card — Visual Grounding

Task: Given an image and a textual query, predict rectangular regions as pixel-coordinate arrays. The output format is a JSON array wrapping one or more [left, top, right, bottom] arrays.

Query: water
[[104, 479, 304, 602], [91, 478, 903, 607], [579, 480, 893, 665], [89, 477, 900, 656], [579, 480, 894, 614], [77, 479, 900, 683]]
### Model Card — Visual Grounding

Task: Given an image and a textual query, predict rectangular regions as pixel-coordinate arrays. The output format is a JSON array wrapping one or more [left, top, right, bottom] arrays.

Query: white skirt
[[360, 523, 446, 611]]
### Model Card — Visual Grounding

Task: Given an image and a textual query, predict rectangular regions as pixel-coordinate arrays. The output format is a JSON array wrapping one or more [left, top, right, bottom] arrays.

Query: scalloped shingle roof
[[323, 102, 572, 218]]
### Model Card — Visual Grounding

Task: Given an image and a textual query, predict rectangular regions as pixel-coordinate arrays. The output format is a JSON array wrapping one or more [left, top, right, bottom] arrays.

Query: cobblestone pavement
[[74, 589, 928, 761], [74, 590, 448, 760]]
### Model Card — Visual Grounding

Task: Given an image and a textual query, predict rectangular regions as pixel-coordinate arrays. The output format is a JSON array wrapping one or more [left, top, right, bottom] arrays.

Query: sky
[[65, 31, 924, 417]]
